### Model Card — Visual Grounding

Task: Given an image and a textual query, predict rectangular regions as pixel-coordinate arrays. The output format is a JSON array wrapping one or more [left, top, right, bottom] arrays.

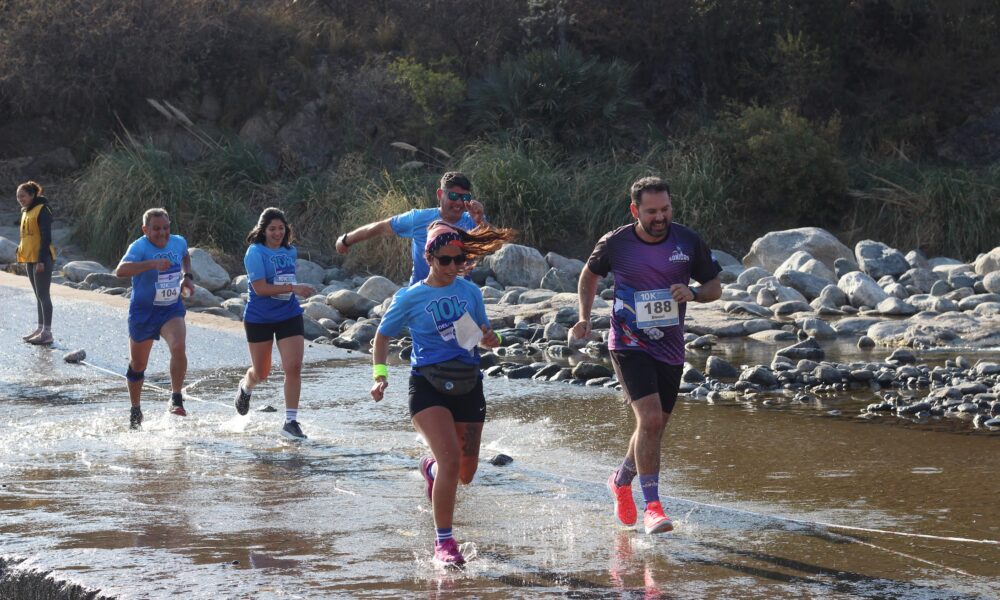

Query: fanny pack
[[417, 359, 481, 395]]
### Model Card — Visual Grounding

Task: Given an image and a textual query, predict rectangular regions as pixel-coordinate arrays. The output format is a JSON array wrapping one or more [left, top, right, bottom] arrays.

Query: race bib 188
[[633, 289, 679, 329]]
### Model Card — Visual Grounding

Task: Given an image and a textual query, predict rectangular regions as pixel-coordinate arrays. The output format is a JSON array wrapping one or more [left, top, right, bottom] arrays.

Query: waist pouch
[[417, 359, 480, 395]]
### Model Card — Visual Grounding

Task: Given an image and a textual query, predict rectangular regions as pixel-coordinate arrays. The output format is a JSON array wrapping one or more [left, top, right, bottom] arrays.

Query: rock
[[778, 270, 830, 301], [303, 302, 342, 322], [61, 260, 109, 283], [771, 300, 813, 316], [876, 297, 918, 316], [722, 301, 772, 317], [539, 267, 578, 293], [485, 244, 548, 288], [505, 365, 537, 379], [838, 271, 889, 308], [974, 362, 1000, 377], [301, 315, 328, 340], [776, 338, 825, 360], [335, 319, 378, 348], [748, 329, 797, 342], [898, 268, 941, 294], [294, 259, 326, 287], [357, 275, 400, 304], [834, 257, 859, 278], [984, 272, 1000, 294], [82, 272, 130, 288], [543, 321, 568, 341], [572, 362, 614, 381], [0, 236, 17, 263], [544, 252, 584, 276], [736, 266, 772, 287], [743, 318, 779, 334], [813, 365, 842, 384], [326, 289, 377, 319], [855, 240, 909, 279], [488, 453, 514, 466], [798, 317, 836, 339], [187, 248, 230, 291], [231, 275, 249, 293], [887, 348, 916, 364], [905, 250, 931, 270], [499, 287, 527, 304], [867, 311, 1000, 348], [857, 335, 876, 349], [182, 284, 222, 308], [974, 247, 1000, 275], [743, 228, 853, 273], [518, 289, 557, 304], [63, 349, 86, 363], [705, 356, 739, 379], [276, 100, 335, 168], [739, 366, 778, 387]]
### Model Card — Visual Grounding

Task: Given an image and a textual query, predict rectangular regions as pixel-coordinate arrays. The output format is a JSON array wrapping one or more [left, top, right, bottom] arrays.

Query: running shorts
[[244, 315, 305, 344], [609, 350, 682, 413], [128, 304, 186, 342], [408, 374, 486, 423]]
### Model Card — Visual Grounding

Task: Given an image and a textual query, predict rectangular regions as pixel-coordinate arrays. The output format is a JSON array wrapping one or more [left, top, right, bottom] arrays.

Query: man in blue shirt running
[[335, 172, 486, 285]]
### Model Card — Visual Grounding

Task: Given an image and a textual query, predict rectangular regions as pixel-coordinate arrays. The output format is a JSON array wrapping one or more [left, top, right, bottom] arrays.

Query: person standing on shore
[[15, 181, 56, 345], [233, 208, 315, 440], [571, 176, 721, 534], [335, 171, 486, 285], [115, 208, 196, 429], [370, 220, 514, 567]]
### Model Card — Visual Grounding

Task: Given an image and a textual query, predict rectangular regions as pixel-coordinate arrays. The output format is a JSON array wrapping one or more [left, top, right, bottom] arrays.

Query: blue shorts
[[128, 304, 186, 342]]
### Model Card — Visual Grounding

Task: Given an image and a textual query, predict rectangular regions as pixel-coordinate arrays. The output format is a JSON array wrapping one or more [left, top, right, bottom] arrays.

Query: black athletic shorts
[[609, 350, 683, 413], [408, 374, 486, 423], [244, 315, 305, 344]]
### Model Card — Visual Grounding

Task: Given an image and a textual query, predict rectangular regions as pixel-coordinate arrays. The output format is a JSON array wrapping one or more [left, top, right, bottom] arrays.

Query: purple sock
[[639, 474, 659, 505], [614, 457, 637, 487]]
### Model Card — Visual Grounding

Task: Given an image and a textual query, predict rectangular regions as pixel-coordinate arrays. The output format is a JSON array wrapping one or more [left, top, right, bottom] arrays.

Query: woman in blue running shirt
[[371, 220, 515, 567], [234, 208, 315, 440]]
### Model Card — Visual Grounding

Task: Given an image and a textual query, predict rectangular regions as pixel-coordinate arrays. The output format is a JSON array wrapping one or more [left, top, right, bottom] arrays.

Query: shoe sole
[[645, 519, 674, 535], [280, 430, 307, 440], [235, 382, 250, 415], [169, 408, 188, 417], [607, 476, 637, 527]]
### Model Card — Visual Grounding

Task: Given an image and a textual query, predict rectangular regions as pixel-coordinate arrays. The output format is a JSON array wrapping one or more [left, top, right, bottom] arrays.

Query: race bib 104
[[633, 289, 679, 329], [154, 270, 181, 306]]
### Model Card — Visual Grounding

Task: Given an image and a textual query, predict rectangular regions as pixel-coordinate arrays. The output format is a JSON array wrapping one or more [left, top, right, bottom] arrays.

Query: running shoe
[[419, 456, 436, 501], [130, 406, 143, 430], [22, 327, 42, 341], [281, 420, 307, 440], [643, 501, 673, 534], [607, 472, 637, 526], [27, 331, 53, 345], [235, 380, 251, 415], [433, 538, 465, 567], [169, 398, 188, 417]]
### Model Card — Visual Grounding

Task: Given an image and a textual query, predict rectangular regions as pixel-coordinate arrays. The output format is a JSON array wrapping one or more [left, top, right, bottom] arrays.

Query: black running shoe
[[280, 420, 307, 440], [130, 406, 143, 430], [235, 381, 251, 416]]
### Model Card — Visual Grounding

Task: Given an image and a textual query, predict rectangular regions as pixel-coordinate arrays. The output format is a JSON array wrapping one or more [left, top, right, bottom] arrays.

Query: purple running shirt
[[587, 223, 721, 365]]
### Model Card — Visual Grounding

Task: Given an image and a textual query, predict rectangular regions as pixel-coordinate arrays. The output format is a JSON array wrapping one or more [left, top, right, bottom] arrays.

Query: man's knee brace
[[126, 364, 145, 382]]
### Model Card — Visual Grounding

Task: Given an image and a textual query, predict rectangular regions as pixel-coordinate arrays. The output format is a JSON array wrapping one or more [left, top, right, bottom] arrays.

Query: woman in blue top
[[371, 220, 515, 567], [234, 208, 315, 440]]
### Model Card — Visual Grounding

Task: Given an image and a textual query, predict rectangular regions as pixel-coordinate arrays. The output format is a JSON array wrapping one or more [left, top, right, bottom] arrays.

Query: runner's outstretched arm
[[336, 219, 394, 254]]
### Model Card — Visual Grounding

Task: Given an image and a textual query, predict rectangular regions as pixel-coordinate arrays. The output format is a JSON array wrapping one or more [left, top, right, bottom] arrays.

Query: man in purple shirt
[[572, 176, 722, 534]]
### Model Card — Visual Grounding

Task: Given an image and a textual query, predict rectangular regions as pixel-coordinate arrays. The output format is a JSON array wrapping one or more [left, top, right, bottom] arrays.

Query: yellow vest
[[16, 203, 57, 263]]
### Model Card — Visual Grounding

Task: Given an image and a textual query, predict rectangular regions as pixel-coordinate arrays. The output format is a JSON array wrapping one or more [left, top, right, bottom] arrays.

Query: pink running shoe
[[607, 472, 637, 526], [433, 538, 465, 566], [419, 457, 436, 501], [643, 501, 674, 534]]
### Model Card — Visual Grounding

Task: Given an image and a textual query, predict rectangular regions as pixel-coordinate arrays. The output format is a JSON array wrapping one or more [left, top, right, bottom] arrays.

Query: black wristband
[[183, 272, 193, 280], [339, 233, 350, 247]]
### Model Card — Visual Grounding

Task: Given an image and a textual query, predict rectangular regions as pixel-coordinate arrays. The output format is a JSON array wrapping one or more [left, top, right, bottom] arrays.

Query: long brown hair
[[246, 207, 293, 248], [424, 220, 518, 271]]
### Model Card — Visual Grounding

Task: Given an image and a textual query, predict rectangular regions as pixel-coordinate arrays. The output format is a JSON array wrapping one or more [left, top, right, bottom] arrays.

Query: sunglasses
[[446, 191, 473, 202], [433, 254, 468, 266]]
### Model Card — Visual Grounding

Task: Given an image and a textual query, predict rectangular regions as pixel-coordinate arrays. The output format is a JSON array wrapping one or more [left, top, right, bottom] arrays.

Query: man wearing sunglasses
[[335, 171, 486, 285]]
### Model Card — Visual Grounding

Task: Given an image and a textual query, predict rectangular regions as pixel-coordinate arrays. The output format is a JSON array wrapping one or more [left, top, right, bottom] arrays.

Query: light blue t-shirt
[[390, 207, 477, 285], [378, 277, 489, 369], [244, 243, 304, 324], [122, 234, 188, 321]]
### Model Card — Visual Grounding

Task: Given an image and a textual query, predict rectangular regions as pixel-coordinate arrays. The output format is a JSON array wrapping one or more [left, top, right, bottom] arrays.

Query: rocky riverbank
[[2, 219, 999, 432]]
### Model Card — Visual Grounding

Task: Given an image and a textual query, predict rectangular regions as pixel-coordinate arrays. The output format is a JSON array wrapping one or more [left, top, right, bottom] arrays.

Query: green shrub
[[710, 104, 847, 226], [387, 58, 465, 144]]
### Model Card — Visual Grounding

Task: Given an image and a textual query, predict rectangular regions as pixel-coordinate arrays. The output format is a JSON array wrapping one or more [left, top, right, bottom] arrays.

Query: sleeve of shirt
[[389, 210, 416, 238], [459, 213, 479, 230], [690, 234, 723, 284], [244, 246, 268, 282], [585, 233, 613, 277], [122, 239, 144, 263], [377, 289, 409, 337]]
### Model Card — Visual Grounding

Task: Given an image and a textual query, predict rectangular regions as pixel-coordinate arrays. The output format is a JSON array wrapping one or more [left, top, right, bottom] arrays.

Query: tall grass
[[847, 158, 1000, 260]]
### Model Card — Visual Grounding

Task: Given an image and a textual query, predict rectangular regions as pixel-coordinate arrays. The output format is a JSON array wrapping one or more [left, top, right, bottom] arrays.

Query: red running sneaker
[[607, 472, 637, 526], [168, 402, 187, 417], [433, 538, 465, 567], [643, 501, 674, 534], [419, 457, 436, 501]]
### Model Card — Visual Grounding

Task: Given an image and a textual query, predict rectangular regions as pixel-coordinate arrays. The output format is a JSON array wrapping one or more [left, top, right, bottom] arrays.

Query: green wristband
[[495, 332, 503, 345], [373, 364, 389, 380]]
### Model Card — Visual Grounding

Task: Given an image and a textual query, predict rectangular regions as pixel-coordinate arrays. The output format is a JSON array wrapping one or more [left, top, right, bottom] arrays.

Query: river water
[[1, 281, 998, 599]]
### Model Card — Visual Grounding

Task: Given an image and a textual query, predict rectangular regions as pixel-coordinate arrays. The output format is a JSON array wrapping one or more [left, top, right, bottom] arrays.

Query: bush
[[467, 46, 645, 147], [710, 104, 847, 226]]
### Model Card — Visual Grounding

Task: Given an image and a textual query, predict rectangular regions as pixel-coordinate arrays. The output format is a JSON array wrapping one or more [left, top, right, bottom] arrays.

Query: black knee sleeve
[[126, 364, 145, 382]]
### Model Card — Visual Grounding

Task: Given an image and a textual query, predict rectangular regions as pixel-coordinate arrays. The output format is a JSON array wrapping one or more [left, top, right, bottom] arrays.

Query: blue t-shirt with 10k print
[[243, 243, 304, 324], [122, 234, 188, 322]]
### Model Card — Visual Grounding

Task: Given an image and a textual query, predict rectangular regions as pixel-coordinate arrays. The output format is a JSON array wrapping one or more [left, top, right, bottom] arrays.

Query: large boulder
[[188, 248, 230, 292], [984, 272, 1000, 294], [326, 289, 377, 319], [898, 268, 941, 295], [83, 272, 131, 288], [486, 244, 548, 288], [335, 319, 379, 349], [0, 236, 17, 263], [855, 240, 910, 279], [231, 275, 250, 293], [295, 259, 327, 287], [838, 271, 889, 308], [303, 301, 342, 322], [182, 284, 222, 308], [357, 275, 400, 304], [545, 252, 585, 276], [974, 247, 1000, 275], [736, 266, 772, 287], [778, 270, 830, 301], [773, 251, 835, 283], [539, 268, 578, 293], [743, 228, 853, 273], [62, 260, 109, 283]]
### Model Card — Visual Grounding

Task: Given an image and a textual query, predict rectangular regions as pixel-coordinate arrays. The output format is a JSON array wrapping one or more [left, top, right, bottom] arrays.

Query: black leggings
[[26, 261, 53, 327]]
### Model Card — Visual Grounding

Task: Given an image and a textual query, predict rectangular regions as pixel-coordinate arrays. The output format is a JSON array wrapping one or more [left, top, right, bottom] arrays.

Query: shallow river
[[1, 283, 998, 599]]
